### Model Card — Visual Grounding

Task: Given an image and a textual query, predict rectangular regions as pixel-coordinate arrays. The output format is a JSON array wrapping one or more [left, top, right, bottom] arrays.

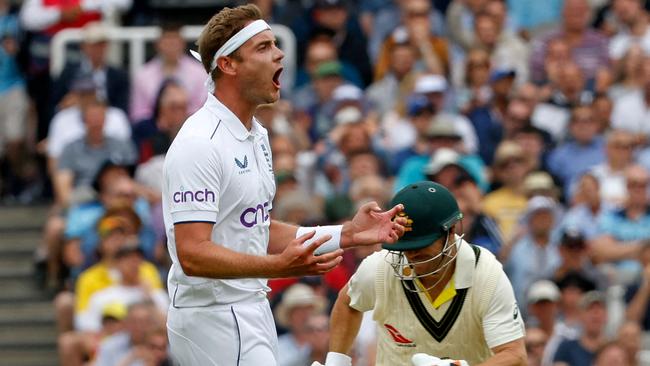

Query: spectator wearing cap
[[301, 61, 345, 142], [52, 22, 130, 114], [55, 98, 137, 207], [589, 129, 636, 207], [553, 291, 609, 366], [413, 74, 479, 153], [450, 170, 503, 254], [529, 0, 609, 84], [275, 283, 327, 366], [592, 164, 650, 286], [365, 42, 418, 117], [503, 196, 562, 304], [130, 22, 206, 123], [548, 104, 606, 197], [554, 229, 607, 290], [292, 0, 372, 87], [46, 75, 131, 204], [483, 140, 530, 240], [374, 0, 449, 81], [523, 171, 560, 201], [527, 280, 561, 337]]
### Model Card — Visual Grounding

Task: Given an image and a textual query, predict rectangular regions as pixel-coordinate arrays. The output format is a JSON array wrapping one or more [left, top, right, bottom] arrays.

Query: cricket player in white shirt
[[161, 5, 406, 366], [317, 182, 526, 366]]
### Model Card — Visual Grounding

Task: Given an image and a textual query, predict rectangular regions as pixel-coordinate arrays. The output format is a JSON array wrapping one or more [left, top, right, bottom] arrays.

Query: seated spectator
[[513, 126, 554, 174], [304, 314, 331, 366], [554, 229, 608, 290], [454, 48, 492, 114], [590, 129, 636, 207], [483, 141, 530, 240], [94, 302, 164, 366], [624, 245, 650, 330], [611, 56, 650, 144], [275, 283, 327, 366], [374, 0, 449, 80], [609, 45, 644, 102], [593, 341, 630, 366], [132, 79, 189, 163], [525, 327, 549, 366], [592, 164, 650, 285], [130, 22, 206, 122], [503, 196, 562, 304], [47, 77, 131, 183], [523, 171, 560, 202], [55, 98, 137, 206], [450, 171, 502, 254], [529, 0, 609, 84], [526, 280, 561, 338], [547, 104, 606, 197], [562, 173, 604, 239], [609, 0, 650, 63], [553, 291, 609, 366], [52, 22, 129, 114]]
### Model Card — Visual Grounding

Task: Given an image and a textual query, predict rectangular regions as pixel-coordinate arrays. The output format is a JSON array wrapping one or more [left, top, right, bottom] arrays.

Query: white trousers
[[167, 299, 278, 365]]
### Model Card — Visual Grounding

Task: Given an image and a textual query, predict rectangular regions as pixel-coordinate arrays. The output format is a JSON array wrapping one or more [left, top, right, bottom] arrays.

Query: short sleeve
[[57, 143, 76, 172], [347, 251, 383, 312], [165, 137, 222, 224], [482, 270, 525, 349]]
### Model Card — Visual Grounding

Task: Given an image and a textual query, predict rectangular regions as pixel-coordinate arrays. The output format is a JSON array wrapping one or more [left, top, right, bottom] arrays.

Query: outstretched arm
[[329, 284, 364, 355]]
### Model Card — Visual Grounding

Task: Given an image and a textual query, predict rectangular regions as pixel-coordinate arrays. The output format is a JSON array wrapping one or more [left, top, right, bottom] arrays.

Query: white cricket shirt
[[162, 93, 276, 306]]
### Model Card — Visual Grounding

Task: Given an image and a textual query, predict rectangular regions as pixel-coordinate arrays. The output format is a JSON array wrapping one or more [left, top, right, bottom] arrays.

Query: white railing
[[50, 23, 297, 91]]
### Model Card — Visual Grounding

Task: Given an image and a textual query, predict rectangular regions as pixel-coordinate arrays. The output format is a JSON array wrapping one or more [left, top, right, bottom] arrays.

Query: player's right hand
[[274, 230, 343, 277]]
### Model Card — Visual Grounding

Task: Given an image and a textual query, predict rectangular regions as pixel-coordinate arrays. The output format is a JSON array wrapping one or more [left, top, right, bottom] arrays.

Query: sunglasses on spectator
[[627, 180, 649, 188], [611, 142, 633, 149], [497, 158, 524, 168], [407, 10, 429, 17]]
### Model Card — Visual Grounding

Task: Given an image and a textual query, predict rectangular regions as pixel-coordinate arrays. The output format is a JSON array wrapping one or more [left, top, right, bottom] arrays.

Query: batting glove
[[310, 352, 352, 366], [411, 353, 469, 366]]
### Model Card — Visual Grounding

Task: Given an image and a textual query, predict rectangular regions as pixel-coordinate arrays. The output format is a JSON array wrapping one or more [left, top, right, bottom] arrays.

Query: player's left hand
[[342, 201, 406, 247]]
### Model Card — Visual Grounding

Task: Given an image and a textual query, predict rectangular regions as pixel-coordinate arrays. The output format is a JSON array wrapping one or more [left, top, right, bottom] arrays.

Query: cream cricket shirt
[[162, 93, 276, 306]]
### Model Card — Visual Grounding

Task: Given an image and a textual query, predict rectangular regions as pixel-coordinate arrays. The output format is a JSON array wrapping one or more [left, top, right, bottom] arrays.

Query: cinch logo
[[240, 201, 270, 228], [235, 155, 248, 169], [384, 324, 415, 347], [173, 189, 216, 203]]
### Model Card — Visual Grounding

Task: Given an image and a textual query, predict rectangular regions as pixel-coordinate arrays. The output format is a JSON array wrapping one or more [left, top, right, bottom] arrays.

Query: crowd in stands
[[5, 0, 650, 364]]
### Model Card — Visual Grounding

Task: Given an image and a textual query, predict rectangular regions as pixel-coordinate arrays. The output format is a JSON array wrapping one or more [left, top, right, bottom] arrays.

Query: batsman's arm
[[476, 338, 527, 366], [329, 283, 364, 355]]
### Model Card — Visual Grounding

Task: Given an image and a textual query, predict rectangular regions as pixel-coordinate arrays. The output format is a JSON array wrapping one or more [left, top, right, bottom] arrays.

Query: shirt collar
[[453, 236, 476, 289], [204, 93, 267, 141]]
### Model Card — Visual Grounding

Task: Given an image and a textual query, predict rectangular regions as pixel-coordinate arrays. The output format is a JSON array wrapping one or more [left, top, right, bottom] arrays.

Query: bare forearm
[[179, 240, 282, 279], [626, 283, 650, 323], [268, 220, 298, 255], [329, 286, 363, 355], [591, 238, 642, 262], [477, 353, 526, 366]]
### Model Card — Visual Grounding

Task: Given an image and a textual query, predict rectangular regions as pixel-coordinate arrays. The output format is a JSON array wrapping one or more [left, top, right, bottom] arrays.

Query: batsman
[[316, 182, 527, 366]]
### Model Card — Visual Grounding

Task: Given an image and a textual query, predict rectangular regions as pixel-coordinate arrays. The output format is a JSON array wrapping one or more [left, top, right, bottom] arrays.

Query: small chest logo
[[235, 155, 248, 169], [384, 324, 416, 347]]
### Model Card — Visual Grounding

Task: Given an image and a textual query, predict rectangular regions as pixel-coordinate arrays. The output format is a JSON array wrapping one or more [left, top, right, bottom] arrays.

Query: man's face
[[563, 0, 591, 32], [156, 31, 185, 62], [570, 107, 598, 144], [581, 303, 607, 335], [306, 42, 337, 76], [390, 44, 416, 78], [82, 41, 108, 67], [403, 234, 454, 280], [158, 85, 189, 133], [606, 134, 634, 167], [475, 16, 498, 48], [234, 29, 285, 105], [613, 0, 641, 25], [528, 210, 555, 237]]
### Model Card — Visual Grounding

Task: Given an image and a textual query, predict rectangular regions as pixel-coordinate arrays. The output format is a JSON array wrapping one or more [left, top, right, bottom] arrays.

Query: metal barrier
[[50, 23, 297, 92]]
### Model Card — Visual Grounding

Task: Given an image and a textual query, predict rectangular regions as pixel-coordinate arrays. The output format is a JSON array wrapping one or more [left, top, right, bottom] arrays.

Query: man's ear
[[217, 56, 238, 76]]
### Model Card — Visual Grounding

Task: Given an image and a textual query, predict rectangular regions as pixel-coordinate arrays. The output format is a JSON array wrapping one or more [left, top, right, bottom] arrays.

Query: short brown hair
[[197, 4, 263, 81]]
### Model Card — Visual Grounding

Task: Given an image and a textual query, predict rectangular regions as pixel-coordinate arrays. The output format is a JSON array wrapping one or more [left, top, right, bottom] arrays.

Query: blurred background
[[2, 0, 650, 365]]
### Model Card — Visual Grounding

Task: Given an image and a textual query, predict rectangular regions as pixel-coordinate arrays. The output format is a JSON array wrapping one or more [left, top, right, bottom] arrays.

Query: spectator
[[592, 164, 650, 286], [116, 325, 173, 366], [624, 245, 650, 330], [455, 48, 492, 114], [445, 0, 488, 52], [94, 302, 162, 366], [275, 283, 327, 366], [590, 129, 635, 207], [616, 321, 641, 365], [375, 0, 449, 80], [553, 291, 609, 366], [554, 229, 607, 290], [609, 0, 650, 62], [483, 140, 530, 240], [611, 56, 650, 143], [51, 22, 130, 114], [513, 127, 553, 174], [609, 44, 644, 101], [593, 341, 630, 366], [530, 0, 609, 84], [130, 22, 206, 122], [503, 196, 561, 304], [525, 327, 549, 366], [562, 173, 604, 239], [55, 98, 137, 206], [526, 280, 561, 339], [547, 104, 606, 197], [304, 313, 330, 366], [523, 171, 559, 202], [0, 0, 29, 198]]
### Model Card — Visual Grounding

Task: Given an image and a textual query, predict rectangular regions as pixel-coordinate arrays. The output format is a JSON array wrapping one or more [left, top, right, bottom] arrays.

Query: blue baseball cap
[[489, 68, 516, 83], [406, 94, 434, 116]]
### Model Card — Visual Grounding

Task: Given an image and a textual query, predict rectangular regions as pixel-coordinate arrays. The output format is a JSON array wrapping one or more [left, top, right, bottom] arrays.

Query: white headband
[[190, 19, 271, 92]]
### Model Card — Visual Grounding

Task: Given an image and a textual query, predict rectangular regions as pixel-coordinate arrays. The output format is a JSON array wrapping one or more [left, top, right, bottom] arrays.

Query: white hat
[[334, 106, 363, 125], [83, 22, 109, 44], [527, 280, 560, 304], [424, 147, 460, 176], [332, 84, 363, 101], [274, 283, 326, 327], [525, 196, 556, 217], [414, 74, 447, 94]]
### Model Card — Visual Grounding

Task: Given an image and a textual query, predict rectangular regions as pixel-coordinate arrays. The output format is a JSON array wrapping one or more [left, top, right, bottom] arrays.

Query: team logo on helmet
[[397, 212, 413, 232]]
